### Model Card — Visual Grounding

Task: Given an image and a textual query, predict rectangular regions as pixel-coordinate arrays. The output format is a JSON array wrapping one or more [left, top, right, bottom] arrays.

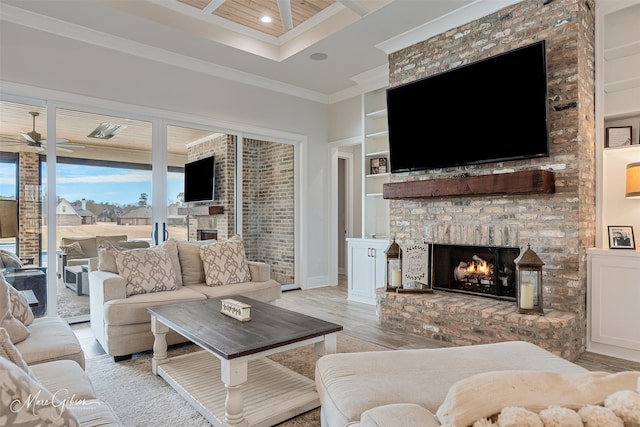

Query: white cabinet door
[[587, 248, 640, 363], [347, 239, 389, 305]]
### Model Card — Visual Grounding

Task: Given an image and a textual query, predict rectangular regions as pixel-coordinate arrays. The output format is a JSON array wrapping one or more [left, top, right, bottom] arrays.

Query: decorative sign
[[221, 299, 251, 321], [402, 244, 430, 287]]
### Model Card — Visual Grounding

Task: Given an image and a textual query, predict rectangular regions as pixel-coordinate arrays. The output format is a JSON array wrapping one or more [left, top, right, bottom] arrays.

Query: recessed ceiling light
[[261, 16, 272, 23], [310, 52, 328, 61]]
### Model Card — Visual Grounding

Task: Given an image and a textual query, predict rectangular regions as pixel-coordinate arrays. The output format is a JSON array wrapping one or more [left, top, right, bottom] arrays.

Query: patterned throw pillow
[[115, 247, 177, 297], [0, 357, 80, 427], [59, 241, 85, 258], [200, 239, 251, 286], [97, 240, 150, 273], [0, 327, 34, 377], [7, 284, 34, 326], [0, 273, 30, 344]]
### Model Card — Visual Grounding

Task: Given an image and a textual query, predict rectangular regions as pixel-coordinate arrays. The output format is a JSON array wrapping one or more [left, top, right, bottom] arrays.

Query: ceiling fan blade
[[40, 142, 75, 153], [40, 138, 70, 144], [21, 132, 37, 143]]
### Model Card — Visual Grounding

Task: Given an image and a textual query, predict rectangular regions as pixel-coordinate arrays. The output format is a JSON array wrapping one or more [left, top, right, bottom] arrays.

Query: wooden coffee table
[[147, 296, 343, 427]]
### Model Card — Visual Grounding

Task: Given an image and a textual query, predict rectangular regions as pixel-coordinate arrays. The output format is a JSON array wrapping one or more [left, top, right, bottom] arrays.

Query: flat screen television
[[184, 156, 215, 202], [387, 40, 549, 173]]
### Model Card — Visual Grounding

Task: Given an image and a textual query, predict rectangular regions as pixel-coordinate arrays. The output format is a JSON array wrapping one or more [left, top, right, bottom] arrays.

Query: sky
[[0, 162, 184, 206]]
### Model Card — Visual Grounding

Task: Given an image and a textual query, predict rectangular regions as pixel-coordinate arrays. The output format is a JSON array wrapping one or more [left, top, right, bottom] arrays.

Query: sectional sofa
[[1, 271, 121, 425], [88, 237, 281, 360], [315, 341, 640, 426]]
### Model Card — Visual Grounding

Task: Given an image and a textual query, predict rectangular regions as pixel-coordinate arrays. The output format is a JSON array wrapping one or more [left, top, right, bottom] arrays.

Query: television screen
[[184, 156, 215, 202], [387, 40, 549, 173]]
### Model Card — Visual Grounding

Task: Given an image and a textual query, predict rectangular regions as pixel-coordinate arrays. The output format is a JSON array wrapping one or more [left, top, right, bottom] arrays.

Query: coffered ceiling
[[177, 0, 337, 38], [0, 0, 520, 156]]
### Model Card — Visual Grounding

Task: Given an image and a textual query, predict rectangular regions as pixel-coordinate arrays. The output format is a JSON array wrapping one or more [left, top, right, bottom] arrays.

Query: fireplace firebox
[[431, 244, 520, 301]]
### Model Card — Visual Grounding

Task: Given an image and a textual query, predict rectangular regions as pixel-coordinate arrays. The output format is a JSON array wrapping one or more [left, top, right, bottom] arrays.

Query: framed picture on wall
[[605, 126, 632, 148], [608, 226, 636, 249]]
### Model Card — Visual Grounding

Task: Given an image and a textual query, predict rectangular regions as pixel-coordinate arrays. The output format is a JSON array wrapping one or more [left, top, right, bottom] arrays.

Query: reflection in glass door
[[0, 100, 48, 316], [166, 125, 227, 243], [53, 108, 153, 322]]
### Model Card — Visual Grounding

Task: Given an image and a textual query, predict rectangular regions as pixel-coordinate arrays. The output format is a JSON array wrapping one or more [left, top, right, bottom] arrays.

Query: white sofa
[[315, 341, 640, 427], [1, 272, 121, 425], [89, 237, 281, 360]]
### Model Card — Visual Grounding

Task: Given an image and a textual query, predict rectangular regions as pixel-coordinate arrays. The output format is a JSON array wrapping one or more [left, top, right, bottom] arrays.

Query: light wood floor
[[73, 276, 640, 372]]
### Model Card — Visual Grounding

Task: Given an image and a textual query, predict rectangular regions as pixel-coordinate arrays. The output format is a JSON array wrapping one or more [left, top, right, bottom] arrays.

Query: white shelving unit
[[346, 238, 389, 305], [596, 1, 640, 247], [587, 248, 640, 363], [363, 88, 390, 239], [588, 1, 640, 362]]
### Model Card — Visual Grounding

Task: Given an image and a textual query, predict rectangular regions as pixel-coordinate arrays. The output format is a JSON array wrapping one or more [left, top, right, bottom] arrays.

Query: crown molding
[[0, 3, 329, 104]]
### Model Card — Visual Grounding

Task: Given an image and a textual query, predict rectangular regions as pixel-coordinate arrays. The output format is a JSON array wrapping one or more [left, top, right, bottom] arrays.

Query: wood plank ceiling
[[177, 0, 335, 37]]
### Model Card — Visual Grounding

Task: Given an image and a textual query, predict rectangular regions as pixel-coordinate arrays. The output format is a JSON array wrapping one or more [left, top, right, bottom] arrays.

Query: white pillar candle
[[391, 268, 402, 287], [520, 283, 535, 309]]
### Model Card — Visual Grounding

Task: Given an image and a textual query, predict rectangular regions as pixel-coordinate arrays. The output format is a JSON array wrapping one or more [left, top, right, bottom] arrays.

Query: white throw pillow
[[159, 239, 183, 287], [176, 241, 208, 286], [200, 239, 251, 286], [115, 247, 177, 297], [7, 284, 34, 326]]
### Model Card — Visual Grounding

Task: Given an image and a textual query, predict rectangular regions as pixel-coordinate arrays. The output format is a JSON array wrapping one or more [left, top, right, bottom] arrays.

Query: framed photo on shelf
[[608, 226, 635, 250], [605, 126, 632, 148], [369, 157, 387, 174]]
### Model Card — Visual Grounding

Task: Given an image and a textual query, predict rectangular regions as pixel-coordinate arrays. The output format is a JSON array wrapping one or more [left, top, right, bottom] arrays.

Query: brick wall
[[188, 136, 295, 285], [186, 134, 235, 241], [243, 139, 295, 285], [382, 0, 595, 357], [17, 152, 42, 264]]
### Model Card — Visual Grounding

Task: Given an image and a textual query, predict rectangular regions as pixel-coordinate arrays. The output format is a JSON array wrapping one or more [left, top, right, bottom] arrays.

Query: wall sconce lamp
[[626, 162, 640, 199]]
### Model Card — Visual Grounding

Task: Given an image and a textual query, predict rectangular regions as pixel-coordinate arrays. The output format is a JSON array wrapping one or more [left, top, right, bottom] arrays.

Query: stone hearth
[[377, 290, 580, 360]]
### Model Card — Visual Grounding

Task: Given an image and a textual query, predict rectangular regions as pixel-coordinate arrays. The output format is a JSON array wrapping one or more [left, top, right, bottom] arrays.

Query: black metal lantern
[[385, 238, 402, 291], [514, 244, 545, 315]]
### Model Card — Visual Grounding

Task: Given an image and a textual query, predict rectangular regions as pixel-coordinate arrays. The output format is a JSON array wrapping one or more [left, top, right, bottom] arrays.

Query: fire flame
[[466, 260, 489, 274]]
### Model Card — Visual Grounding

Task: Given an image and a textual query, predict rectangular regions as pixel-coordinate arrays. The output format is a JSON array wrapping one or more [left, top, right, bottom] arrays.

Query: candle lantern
[[514, 244, 544, 315], [385, 238, 403, 291]]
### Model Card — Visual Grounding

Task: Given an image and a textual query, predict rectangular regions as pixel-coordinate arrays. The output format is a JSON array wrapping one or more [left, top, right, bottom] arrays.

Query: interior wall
[[0, 22, 330, 287]]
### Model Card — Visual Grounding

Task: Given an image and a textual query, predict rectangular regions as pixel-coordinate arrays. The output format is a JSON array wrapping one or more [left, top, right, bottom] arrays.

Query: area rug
[[86, 332, 388, 426]]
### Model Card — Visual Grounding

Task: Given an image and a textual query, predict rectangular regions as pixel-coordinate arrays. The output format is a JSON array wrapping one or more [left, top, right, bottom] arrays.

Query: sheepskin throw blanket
[[435, 370, 640, 427]]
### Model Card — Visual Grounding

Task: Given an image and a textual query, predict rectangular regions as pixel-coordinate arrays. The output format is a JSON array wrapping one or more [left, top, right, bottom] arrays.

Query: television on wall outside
[[386, 40, 550, 173], [184, 156, 215, 203]]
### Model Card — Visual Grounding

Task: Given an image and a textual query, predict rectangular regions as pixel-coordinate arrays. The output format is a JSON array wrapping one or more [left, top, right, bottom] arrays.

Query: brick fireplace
[[378, 0, 595, 361], [431, 244, 520, 301]]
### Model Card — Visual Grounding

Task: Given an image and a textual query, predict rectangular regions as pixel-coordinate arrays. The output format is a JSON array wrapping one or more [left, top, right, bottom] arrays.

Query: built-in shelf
[[383, 170, 556, 199], [365, 150, 390, 157], [366, 173, 390, 178], [365, 130, 389, 139], [366, 109, 387, 119]]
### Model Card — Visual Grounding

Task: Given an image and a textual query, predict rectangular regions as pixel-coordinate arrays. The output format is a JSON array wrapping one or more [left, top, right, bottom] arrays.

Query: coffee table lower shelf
[[157, 350, 319, 427]]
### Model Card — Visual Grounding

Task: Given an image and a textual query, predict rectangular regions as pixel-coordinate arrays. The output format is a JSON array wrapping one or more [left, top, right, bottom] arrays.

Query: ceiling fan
[[7, 111, 82, 153], [21, 111, 79, 153]]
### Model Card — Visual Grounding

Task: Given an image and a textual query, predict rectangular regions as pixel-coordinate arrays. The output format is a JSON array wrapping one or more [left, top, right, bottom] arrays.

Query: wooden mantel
[[383, 170, 555, 199]]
